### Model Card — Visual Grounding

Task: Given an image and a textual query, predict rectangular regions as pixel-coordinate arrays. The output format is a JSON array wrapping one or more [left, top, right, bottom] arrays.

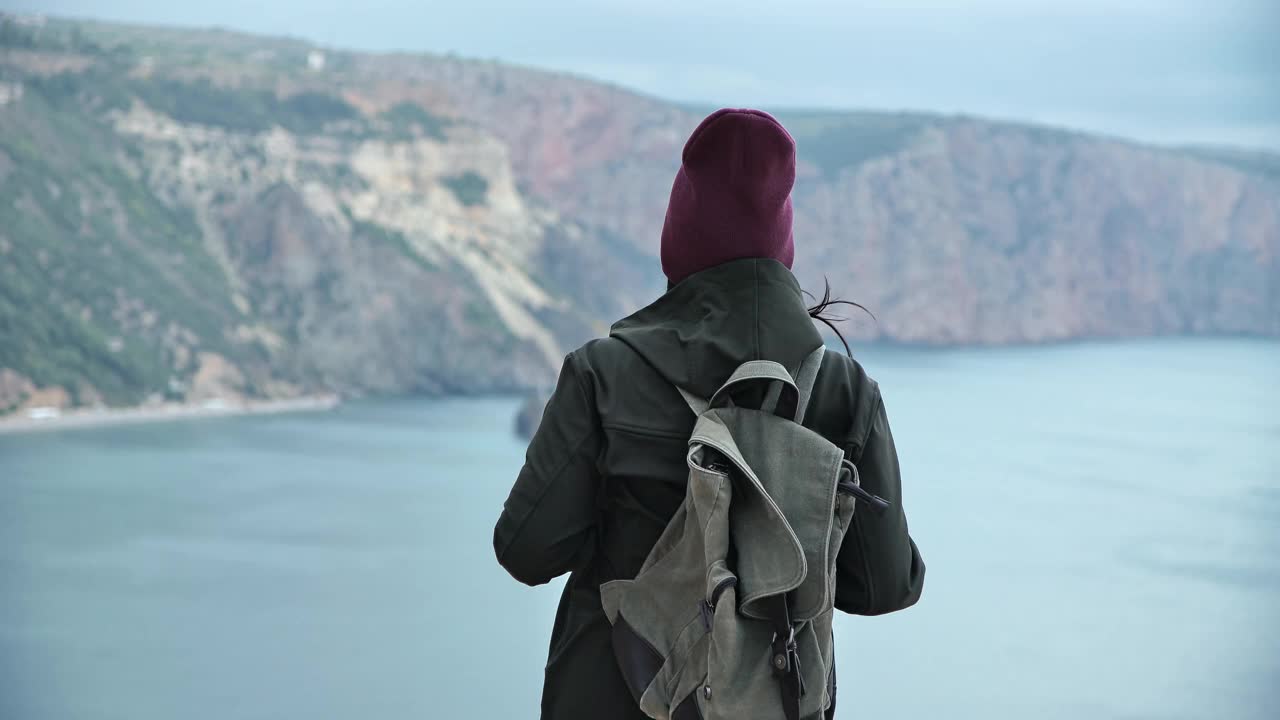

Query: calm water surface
[[2, 339, 1278, 719]]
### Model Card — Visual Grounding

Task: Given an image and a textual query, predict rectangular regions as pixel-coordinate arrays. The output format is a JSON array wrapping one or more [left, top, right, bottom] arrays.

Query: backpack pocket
[[672, 584, 735, 720], [613, 606, 714, 717], [641, 612, 713, 718], [610, 610, 665, 705]]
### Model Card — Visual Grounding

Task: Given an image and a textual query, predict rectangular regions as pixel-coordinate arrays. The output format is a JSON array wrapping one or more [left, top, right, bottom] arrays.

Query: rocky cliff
[[1, 16, 1276, 414]]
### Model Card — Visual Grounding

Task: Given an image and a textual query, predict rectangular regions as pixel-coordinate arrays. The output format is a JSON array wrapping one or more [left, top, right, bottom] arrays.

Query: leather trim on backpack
[[611, 613, 664, 704], [673, 690, 704, 720]]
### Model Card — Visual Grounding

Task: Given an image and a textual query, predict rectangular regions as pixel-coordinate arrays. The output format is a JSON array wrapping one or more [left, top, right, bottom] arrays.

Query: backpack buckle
[[765, 598, 807, 718], [770, 625, 797, 674]]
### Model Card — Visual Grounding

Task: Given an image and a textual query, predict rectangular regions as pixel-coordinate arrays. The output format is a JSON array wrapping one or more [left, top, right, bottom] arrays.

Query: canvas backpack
[[600, 346, 889, 720]]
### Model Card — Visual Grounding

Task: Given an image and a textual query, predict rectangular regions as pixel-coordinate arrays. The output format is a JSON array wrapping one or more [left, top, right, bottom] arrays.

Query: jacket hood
[[610, 258, 824, 399]]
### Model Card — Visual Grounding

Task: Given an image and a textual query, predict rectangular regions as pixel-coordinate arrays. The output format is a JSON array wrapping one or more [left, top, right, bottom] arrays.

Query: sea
[[1, 338, 1277, 720]]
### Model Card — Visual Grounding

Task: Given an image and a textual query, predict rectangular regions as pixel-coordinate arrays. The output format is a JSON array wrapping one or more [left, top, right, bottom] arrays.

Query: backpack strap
[[678, 345, 827, 421], [707, 360, 800, 420], [793, 345, 826, 423]]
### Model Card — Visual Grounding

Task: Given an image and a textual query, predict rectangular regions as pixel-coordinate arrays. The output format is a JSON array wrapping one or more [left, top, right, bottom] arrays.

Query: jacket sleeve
[[493, 352, 604, 587], [834, 393, 925, 615]]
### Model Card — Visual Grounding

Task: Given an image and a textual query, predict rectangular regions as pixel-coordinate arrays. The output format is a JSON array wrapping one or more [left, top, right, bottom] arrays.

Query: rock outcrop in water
[[514, 391, 549, 441], [1, 15, 1277, 414]]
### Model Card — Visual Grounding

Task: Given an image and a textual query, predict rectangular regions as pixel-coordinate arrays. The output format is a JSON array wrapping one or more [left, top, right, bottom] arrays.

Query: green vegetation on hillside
[[345, 210, 438, 274], [0, 17, 528, 409], [778, 111, 931, 178], [442, 171, 490, 207], [380, 102, 451, 141], [133, 78, 359, 134], [4, 16, 358, 136], [0, 87, 246, 405], [1, 15, 110, 54], [1184, 146, 1280, 184]]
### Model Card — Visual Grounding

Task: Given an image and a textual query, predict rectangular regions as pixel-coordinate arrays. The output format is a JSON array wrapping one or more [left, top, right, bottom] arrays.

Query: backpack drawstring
[[838, 459, 891, 515]]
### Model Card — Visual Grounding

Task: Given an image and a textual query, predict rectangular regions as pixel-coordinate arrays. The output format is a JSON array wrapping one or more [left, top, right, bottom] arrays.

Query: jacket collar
[[610, 259, 823, 398]]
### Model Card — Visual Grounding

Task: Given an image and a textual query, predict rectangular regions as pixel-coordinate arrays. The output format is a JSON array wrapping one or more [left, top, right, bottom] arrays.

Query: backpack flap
[[688, 412, 807, 606]]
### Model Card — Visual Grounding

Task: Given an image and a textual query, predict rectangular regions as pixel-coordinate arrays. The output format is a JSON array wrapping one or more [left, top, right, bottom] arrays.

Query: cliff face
[[789, 121, 1280, 343], [1, 16, 1276, 413], [351, 57, 1279, 345]]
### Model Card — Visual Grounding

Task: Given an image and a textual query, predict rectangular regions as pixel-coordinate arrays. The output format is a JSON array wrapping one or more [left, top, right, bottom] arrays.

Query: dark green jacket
[[494, 259, 925, 720]]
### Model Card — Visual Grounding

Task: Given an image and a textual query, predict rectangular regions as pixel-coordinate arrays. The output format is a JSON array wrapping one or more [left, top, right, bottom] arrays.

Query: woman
[[494, 108, 925, 719]]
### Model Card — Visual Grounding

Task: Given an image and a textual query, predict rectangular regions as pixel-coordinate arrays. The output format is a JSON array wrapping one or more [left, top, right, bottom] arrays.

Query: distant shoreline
[[0, 395, 341, 435]]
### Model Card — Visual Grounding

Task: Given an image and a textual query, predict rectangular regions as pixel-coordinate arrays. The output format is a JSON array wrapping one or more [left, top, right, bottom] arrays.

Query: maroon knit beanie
[[660, 108, 796, 285]]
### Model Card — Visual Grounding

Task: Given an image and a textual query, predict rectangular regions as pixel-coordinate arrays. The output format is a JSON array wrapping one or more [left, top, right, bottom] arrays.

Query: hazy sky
[[5, 0, 1278, 149]]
